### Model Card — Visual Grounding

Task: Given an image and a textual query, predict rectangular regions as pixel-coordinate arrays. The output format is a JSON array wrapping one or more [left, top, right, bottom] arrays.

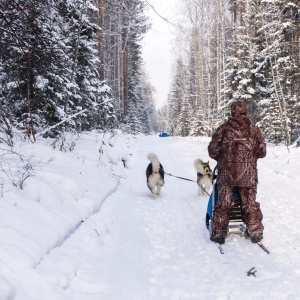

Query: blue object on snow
[[159, 132, 169, 137], [207, 182, 218, 222]]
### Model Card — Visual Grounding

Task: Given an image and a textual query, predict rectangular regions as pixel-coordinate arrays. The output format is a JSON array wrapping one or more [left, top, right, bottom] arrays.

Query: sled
[[206, 171, 246, 235]]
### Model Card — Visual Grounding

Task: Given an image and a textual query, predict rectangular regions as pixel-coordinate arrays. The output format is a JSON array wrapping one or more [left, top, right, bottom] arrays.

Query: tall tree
[[102, 0, 150, 129], [190, 107, 208, 136], [0, 0, 117, 138], [178, 96, 193, 136], [123, 101, 142, 135], [167, 59, 187, 135], [172, 0, 300, 144]]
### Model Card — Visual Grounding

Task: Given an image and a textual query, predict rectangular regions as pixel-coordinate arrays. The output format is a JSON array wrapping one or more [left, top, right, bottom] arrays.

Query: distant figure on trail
[[208, 101, 266, 244]]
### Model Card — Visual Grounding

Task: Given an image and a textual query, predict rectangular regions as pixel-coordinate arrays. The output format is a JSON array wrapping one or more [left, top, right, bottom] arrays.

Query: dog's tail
[[147, 153, 159, 163], [194, 159, 204, 173], [147, 153, 160, 172]]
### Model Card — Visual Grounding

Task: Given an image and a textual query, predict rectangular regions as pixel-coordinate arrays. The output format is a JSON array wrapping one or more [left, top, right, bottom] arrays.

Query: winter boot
[[210, 235, 225, 244], [251, 236, 263, 243]]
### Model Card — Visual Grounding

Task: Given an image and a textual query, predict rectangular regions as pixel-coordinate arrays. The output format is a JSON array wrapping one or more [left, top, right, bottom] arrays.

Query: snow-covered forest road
[[1, 134, 300, 300], [90, 135, 300, 300]]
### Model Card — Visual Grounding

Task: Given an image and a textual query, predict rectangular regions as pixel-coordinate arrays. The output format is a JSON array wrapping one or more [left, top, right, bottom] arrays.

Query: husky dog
[[194, 159, 212, 196], [146, 153, 165, 197]]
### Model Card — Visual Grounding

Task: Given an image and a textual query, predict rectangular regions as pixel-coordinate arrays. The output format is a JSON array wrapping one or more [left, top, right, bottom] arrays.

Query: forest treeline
[[0, 0, 156, 143], [1, 0, 299, 146], [163, 0, 300, 145]]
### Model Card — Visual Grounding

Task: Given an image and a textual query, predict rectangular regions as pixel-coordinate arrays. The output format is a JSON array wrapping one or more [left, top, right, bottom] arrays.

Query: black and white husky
[[194, 159, 212, 196], [146, 153, 165, 197]]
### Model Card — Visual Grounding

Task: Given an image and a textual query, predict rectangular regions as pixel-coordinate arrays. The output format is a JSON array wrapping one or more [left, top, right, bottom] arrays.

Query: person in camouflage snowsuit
[[208, 101, 266, 244]]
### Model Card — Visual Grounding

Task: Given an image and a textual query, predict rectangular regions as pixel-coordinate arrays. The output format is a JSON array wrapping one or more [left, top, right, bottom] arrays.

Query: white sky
[[142, 0, 178, 110]]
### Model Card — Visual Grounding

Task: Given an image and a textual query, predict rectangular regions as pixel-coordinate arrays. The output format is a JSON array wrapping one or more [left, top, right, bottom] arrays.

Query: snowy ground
[[0, 132, 300, 300]]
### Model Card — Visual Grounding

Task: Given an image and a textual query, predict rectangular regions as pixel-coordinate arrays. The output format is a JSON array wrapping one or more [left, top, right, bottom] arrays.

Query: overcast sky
[[142, 0, 177, 110]]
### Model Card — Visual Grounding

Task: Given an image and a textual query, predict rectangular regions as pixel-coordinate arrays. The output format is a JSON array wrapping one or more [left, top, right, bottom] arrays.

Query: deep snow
[[0, 132, 300, 300]]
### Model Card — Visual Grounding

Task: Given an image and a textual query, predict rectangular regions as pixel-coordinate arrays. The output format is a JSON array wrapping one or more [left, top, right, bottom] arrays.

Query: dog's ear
[[200, 159, 204, 164]]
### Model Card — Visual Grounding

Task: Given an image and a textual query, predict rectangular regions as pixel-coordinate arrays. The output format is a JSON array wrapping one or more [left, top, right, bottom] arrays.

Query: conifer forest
[[0, 0, 299, 146]]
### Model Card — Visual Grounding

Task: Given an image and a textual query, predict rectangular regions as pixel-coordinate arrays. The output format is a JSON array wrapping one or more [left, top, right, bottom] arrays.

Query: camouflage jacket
[[208, 117, 266, 187]]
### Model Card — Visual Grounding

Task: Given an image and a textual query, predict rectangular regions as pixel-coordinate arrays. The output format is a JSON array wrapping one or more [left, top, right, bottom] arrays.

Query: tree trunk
[[26, 1, 36, 142], [233, 0, 237, 57], [206, 0, 212, 135], [117, 5, 124, 116], [123, 48, 129, 113], [98, 0, 104, 81]]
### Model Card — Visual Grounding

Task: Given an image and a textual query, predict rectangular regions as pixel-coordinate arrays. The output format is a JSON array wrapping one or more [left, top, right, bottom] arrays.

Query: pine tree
[[123, 102, 142, 135], [137, 101, 151, 135], [57, 0, 116, 132], [167, 59, 187, 135], [139, 70, 157, 133], [0, 0, 117, 137], [0, 0, 72, 136], [113, 0, 152, 134], [190, 107, 208, 136], [256, 0, 299, 144], [221, 0, 269, 124], [281, 0, 300, 143], [178, 96, 192, 137], [258, 97, 283, 144]]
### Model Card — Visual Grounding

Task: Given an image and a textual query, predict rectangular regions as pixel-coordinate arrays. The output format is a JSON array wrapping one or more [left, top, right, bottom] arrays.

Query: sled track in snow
[[33, 181, 121, 269]]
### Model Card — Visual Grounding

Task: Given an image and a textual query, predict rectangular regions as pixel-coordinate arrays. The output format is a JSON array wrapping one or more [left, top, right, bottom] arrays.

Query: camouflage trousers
[[211, 184, 264, 239]]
